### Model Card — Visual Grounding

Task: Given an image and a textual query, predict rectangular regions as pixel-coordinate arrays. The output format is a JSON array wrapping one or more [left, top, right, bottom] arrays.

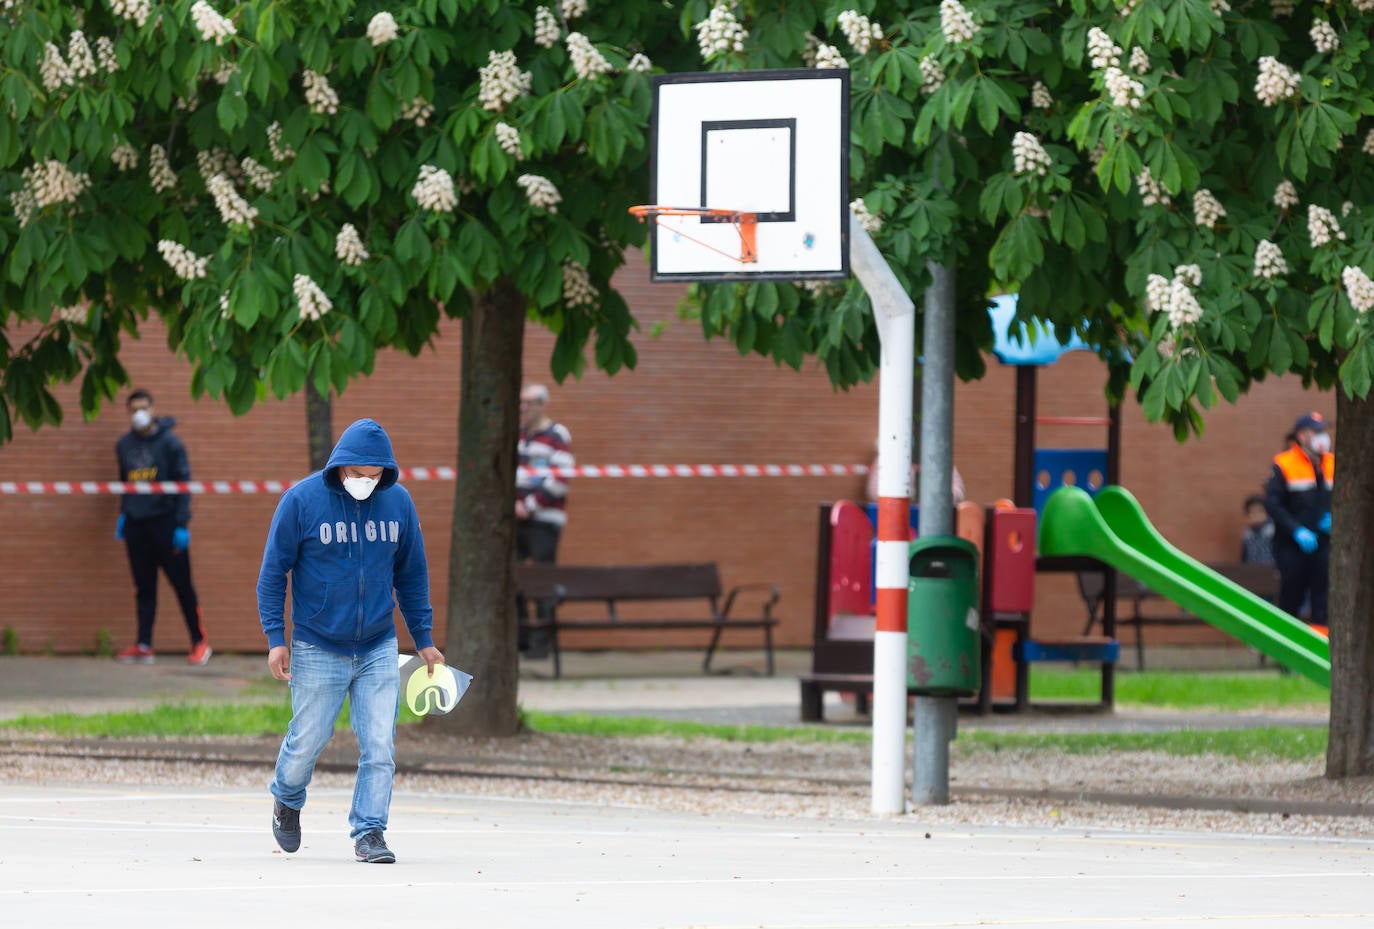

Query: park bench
[[515, 562, 780, 680], [1077, 561, 1281, 670]]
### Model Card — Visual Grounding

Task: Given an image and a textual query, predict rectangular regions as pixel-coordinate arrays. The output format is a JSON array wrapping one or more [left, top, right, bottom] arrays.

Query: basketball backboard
[[642, 69, 849, 282]]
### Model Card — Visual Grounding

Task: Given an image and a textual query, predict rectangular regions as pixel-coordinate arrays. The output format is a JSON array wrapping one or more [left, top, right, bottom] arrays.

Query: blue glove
[[1318, 512, 1332, 534], [172, 527, 190, 551], [1294, 526, 1318, 554], [115, 513, 126, 541]]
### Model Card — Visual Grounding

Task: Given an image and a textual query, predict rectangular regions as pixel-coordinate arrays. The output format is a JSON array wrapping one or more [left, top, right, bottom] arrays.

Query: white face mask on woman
[[342, 476, 379, 501]]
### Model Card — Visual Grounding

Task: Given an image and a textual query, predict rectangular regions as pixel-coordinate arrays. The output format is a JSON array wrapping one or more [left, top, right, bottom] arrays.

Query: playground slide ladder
[[1038, 485, 1330, 688]]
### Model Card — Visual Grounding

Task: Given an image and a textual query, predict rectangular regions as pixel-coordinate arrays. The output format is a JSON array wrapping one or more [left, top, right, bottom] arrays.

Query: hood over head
[[323, 418, 399, 492]]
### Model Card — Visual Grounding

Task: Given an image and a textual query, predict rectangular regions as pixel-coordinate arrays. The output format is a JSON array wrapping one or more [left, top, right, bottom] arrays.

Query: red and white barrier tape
[[1, 463, 869, 494]]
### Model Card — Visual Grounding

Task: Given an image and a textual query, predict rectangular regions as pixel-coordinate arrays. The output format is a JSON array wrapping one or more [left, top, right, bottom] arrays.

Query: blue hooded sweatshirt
[[256, 418, 435, 656]]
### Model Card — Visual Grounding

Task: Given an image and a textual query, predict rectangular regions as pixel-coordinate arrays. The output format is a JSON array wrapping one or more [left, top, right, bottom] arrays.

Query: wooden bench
[[515, 562, 780, 679], [1078, 561, 1281, 670]]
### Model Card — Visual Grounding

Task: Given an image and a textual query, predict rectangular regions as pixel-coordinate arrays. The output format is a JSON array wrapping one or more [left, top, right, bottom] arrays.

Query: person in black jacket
[[1264, 412, 1334, 629], [113, 389, 211, 665]]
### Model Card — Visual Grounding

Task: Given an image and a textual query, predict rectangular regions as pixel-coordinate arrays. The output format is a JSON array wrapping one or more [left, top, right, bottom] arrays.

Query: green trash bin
[[907, 535, 981, 696]]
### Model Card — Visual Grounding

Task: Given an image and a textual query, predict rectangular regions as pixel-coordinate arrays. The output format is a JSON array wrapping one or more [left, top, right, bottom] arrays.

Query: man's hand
[[268, 645, 291, 681], [418, 645, 445, 676], [1294, 526, 1319, 554], [514, 499, 529, 520]]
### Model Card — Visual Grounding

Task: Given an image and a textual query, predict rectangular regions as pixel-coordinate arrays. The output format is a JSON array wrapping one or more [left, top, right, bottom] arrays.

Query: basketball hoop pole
[[848, 211, 915, 816]]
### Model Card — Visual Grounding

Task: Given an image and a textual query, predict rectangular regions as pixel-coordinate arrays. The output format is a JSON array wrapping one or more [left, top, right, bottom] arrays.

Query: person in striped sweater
[[516, 384, 574, 657]]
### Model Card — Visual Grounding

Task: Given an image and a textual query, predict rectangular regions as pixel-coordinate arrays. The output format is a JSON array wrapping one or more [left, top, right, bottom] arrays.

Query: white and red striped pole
[[850, 212, 915, 814]]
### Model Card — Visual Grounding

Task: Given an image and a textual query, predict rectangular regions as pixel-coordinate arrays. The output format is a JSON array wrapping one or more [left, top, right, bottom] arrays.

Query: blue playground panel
[[1031, 449, 1108, 515], [863, 503, 919, 606]]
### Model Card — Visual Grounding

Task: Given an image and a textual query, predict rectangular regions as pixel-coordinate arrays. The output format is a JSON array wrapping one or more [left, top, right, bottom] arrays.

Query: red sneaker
[[187, 641, 213, 666], [114, 644, 155, 664]]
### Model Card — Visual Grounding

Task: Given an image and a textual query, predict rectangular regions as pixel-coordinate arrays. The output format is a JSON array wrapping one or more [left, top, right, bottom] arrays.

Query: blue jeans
[[270, 637, 399, 839]]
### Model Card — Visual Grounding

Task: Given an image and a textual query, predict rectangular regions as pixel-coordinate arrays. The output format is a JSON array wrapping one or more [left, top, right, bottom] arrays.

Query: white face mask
[[342, 476, 379, 501], [1308, 432, 1331, 455], [130, 409, 153, 431]]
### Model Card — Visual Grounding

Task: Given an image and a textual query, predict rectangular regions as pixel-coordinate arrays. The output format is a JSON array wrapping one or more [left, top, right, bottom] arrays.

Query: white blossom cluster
[[517, 174, 562, 213], [850, 198, 882, 234], [1011, 132, 1051, 177], [52, 304, 88, 325], [940, 0, 979, 44], [191, 2, 236, 46], [1253, 239, 1288, 279], [111, 142, 139, 170], [1354, 0, 1374, 11], [1365, 129, 1374, 155], [1129, 46, 1150, 73], [157, 240, 209, 280], [412, 164, 458, 213], [367, 11, 398, 46], [1136, 167, 1170, 206], [837, 10, 882, 54], [1273, 179, 1298, 209], [1087, 27, 1121, 70], [1255, 56, 1300, 107], [267, 121, 295, 162], [1343, 266, 1374, 314], [96, 35, 119, 72], [17, 160, 91, 223], [1103, 67, 1143, 108], [67, 31, 97, 79], [219, 291, 231, 319], [1210, 0, 1230, 13], [9, 187, 35, 226], [694, 3, 747, 60], [335, 223, 369, 266], [1343, 200, 1354, 217], [240, 156, 278, 192], [562, 260, 596, 307], [814, 44, 848, 69], [293, 274, 333, 322], [401, 97, 435, 126], [174, 93, 199, 112], [149, 144, 176, 192], [302, 70, 339, 115], [495, 122, 525, 160], [802, 33, 820, 67], [1146, 265, 1203, 329], [1307, 204, 1345, 247], [478, 50, 532, 112], [534, 6, 560, 47], [1031, 80, 1052, 109], [567, 32, 612, 80], [920, 57, 945, 94], [1192, 188, 1226, 229], [196, 147, 240, 183], [627, 53, 652, 73], [1088, 141, 1106, 167], [207, 174, 257, 227], [1271, 0, 1294, 12], [111, 0, 151, 28], [561, 0, 587, 18], [1310, 19, 1338, 54], [40, 43, 74, 91]]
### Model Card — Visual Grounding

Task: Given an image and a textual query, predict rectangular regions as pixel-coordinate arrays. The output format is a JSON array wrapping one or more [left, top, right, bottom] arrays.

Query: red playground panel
[[987, 507, 1036, 614], [827, 500, 874, 639]]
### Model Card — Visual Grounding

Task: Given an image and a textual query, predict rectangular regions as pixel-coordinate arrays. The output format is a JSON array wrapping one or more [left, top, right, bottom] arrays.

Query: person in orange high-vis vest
[[1264, 411, 1334, 629]]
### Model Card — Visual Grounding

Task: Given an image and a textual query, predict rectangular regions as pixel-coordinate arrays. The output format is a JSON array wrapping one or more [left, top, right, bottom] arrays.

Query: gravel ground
[[4, 728, 1373, 839]]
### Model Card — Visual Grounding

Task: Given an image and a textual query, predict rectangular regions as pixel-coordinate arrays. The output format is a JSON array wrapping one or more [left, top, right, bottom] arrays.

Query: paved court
[[2, 782, 1371, 929]]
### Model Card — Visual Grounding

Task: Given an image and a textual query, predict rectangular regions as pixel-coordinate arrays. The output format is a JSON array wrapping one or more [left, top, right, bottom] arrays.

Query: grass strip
[[1030, 668, 1328, 710]]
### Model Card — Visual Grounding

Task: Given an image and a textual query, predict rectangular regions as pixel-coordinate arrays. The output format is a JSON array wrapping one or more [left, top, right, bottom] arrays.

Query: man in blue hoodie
[[257, 418, 444, 864]]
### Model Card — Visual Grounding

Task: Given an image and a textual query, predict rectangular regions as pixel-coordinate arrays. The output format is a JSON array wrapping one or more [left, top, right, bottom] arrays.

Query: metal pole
[[848, 212, 914, 815], [913, 259, 957, 806]]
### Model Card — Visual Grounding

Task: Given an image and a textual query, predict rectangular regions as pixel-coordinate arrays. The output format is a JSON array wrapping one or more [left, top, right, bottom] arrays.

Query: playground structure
[[802, 297, 1332, 719]]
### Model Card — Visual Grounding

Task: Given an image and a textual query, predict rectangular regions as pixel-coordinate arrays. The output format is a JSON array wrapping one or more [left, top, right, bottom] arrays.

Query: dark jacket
[[256, 418, 435, 656], [1265, 444, 1334, 552], [115, 416, 192, 527]]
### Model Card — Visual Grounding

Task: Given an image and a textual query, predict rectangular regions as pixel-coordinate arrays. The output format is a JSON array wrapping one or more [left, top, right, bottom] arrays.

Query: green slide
[[1039, 485, 1330, 688]]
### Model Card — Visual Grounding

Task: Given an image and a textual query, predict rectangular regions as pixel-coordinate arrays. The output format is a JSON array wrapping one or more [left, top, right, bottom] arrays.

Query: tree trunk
[[305, 378, 333, 471], [434, 279, 524, 736], [1326, 388, 1374, 776]]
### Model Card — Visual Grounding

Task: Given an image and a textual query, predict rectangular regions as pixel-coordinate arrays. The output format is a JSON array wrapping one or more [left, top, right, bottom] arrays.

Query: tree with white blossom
[[0, 0, 694, 736], [672, 0, 1374, 777]]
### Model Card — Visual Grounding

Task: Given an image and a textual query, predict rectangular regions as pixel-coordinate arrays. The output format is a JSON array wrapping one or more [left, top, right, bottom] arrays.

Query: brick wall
[[0, 259, 1331, 657]]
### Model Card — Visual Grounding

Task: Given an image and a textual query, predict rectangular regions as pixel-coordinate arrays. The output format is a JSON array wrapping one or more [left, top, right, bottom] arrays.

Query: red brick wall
[[0, 260, 1332, 657]]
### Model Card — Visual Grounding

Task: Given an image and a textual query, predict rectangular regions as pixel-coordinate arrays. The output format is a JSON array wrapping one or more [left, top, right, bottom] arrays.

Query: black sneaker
[[272, 800, 301, 853], [354, 830, 396, 864]]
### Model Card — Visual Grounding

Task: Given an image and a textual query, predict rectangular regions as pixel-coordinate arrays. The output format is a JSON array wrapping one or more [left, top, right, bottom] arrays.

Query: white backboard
[[645, 69, 850, 282]]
